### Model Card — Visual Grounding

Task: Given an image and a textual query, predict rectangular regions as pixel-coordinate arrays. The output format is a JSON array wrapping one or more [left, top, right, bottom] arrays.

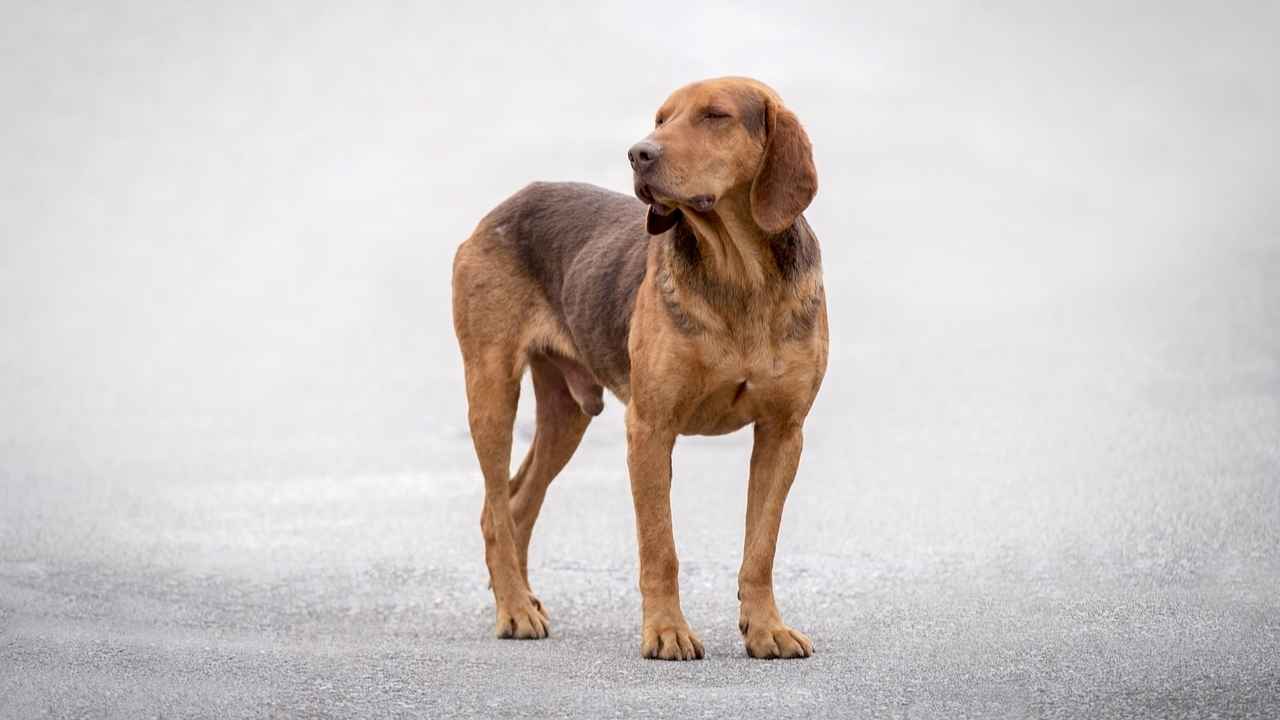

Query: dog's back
[[455, 181, 649, 395]]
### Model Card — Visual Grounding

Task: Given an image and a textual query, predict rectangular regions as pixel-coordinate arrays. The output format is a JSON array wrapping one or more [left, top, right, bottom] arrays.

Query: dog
[[451, 77, 826, 660]]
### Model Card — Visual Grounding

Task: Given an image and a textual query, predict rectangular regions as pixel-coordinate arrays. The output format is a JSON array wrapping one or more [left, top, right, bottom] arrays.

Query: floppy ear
[[750, 99, 817, 235], [646, 206, 682, 235]]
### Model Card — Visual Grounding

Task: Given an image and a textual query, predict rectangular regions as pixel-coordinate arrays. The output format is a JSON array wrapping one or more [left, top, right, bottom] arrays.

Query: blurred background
[[4, 0, 1275, 481], [2, 1, 1277, 716]]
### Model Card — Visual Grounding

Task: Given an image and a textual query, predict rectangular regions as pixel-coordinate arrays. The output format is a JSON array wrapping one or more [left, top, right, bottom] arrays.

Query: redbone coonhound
[[452, 77, 826, 660]]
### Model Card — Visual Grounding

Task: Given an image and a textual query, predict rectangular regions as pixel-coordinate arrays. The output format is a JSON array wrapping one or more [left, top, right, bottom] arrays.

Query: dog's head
[[629, 77, 817, 236]]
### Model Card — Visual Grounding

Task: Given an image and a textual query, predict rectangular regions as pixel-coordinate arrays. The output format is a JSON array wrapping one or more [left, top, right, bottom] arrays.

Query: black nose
[[627, 141, 662, 172]]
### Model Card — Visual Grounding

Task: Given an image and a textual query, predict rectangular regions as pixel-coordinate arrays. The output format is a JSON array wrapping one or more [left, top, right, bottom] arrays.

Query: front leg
[[739, 420, 813, 659], [626, 406, 704, 661]]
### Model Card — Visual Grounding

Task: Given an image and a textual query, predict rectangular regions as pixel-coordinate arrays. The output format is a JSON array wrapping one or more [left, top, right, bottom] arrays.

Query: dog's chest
[[679, 345, 811, 436]]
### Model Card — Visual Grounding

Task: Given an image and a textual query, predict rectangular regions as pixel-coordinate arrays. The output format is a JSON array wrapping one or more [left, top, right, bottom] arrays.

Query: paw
[[740, 618, 813, 659], [495, 593, 550, 639], [641, 620, 705, 661]]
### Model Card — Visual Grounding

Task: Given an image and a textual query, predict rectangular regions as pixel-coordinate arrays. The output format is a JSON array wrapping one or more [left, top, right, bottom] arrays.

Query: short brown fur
[[452, 77, 828, 659]]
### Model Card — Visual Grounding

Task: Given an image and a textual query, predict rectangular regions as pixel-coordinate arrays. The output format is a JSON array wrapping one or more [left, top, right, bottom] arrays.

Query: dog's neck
[[659, 204, 821, 339], [676, 192, 774, 290]]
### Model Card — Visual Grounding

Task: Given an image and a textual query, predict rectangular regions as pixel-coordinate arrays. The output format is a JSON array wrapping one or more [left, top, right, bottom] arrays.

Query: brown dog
[[451, 77, 827, 660]]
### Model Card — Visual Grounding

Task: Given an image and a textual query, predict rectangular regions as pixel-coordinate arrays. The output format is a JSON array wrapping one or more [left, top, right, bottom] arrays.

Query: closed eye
[[703, 109, 731, 120]]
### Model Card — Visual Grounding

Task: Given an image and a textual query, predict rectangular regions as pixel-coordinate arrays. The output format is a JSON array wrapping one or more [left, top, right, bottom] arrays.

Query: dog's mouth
[[636, 182, 681, 235], [635, 182, 715, 214], [649, 201, 677, 217], [634, 182, 664, 208]]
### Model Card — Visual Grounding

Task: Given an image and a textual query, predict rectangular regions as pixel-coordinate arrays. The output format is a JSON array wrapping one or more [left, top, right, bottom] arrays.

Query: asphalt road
[[3, 250, 1279, 718]]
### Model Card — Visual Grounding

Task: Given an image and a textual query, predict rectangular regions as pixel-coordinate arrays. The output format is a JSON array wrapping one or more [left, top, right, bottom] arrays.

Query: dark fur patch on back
[[480, 182, 650, 390]]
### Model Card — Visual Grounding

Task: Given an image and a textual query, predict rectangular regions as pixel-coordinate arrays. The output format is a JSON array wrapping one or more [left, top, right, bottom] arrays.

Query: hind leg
[[466, 350, 550, 639], [509, 355, 594, 589]]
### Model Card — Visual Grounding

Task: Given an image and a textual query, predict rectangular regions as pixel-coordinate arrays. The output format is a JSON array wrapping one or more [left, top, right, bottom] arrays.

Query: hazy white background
[[3, 0, 1277, 484]]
